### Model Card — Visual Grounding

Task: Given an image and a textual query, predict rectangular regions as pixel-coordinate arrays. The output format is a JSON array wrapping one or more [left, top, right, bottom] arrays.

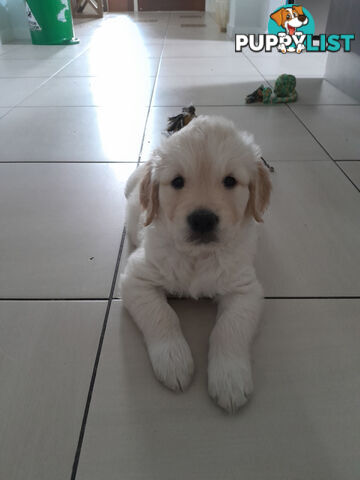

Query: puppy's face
[[270, 6, 308, 34], [140, 116, 271, 253]]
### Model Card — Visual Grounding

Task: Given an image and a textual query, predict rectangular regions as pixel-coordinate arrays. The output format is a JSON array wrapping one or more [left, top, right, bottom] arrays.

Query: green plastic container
[[25, 0, 79, 45]]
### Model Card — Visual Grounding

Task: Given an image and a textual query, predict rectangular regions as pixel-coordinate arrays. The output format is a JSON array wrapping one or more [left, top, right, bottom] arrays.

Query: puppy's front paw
[[296, 44, 305, 53], [208, 355, 253, 413], [148, 336, 194, 392]]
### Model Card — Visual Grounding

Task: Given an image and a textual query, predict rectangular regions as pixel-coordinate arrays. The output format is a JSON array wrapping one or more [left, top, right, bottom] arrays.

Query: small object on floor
[[245, 85, 266, 104], [167, 105, 197, 134], [245, 74, 297, 105], [261, 156, 275, 173]]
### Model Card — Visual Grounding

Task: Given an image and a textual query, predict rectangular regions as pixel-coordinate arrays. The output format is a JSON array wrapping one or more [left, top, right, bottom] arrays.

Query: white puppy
[[121, 116, 271, 413]]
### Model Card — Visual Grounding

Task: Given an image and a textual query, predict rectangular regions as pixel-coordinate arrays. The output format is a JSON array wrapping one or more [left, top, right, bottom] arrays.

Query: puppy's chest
[[161, 255, 234, 298]]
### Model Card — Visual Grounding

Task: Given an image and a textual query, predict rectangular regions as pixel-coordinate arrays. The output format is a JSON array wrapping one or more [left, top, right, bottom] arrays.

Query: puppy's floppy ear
[[247, 161, 272, 223], [270, 8, 285, 26], [140, 161, 159, 226], [293, 5, 304, 16]]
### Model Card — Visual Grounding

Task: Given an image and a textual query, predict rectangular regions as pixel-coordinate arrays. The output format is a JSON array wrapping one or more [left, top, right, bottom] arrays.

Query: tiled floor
[[0, 10, 359, 480]]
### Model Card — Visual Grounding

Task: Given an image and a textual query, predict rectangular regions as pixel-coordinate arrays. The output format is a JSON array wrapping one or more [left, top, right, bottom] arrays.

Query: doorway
[[108, 0, 134, 11], [138, 0, 205, 11]]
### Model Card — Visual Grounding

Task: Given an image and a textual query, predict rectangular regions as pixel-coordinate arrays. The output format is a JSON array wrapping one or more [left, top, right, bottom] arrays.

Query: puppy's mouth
[[187, 231, 218, 244], [287, 25, 296, 35]]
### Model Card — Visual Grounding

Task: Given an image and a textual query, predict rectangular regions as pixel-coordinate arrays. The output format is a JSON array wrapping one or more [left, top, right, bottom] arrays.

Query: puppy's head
[[270, 6, 308, 34], [140, 116, 271, 253]]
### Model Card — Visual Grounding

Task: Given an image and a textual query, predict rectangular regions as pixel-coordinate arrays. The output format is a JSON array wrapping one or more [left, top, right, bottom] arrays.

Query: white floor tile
[[0, 58, 72, 78], [0, 44, 20, 56], [0, 107, 11, 119], [166, 25, 227, 42], [168, 12, 214, 26], [0, 106, 147, 162], [158, 56, 260, 76], [20, 76, 155, 107], [338, 161, 360, 188], [0, 163, 134, 298], [286, 78, 359, 105], [162, 39, 235, 57], [57, 53, 159, 77], [0, 300, 105, 480], [141, 106, 329, 162], [256, 161, 360, 296], [1, 43, 90, 60], [76, 298, 360, 480], [76, 16, 166, 44], [290, 105, 360, 160], [0, 78, 47, 107], [86, 38, 163, 58], [245, 51, 328, 78], [152, 74, 264, 107]]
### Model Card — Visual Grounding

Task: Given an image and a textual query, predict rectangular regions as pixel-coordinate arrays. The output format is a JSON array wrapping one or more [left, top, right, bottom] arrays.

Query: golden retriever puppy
[[121, 116, 271, 413]]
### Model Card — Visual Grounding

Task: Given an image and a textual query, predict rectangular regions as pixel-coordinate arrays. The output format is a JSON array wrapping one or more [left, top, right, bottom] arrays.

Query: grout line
[[265, 296, 360, 300], [135, 13, 171, 166], [242, 51, 360, 191], [0, 47, 92, 116], [0, 298, 108, 301], [334, 162, 360, 193], [0, 161, 140, 164], [71, 227, 126, 480], [287, 105, 360, 193], [285, 104, 333, 159], [71, 15, 171, 480]]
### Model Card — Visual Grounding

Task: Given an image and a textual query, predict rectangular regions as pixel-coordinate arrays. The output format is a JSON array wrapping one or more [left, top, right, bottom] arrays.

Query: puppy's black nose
[[298, 14, 306, 21], [187, 209, 219, 234]]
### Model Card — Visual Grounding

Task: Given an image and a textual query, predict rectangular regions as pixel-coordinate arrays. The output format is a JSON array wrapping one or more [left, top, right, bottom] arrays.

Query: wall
[[227, 0, 333, 38], [206, 0, 216, 14], [0, 0, 31, 44], [325, 0, 360, 101], [227, 0, 274, 37], [0, 0, 12, 43]]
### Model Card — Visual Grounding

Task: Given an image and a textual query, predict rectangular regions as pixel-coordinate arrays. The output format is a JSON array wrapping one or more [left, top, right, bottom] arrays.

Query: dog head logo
[[268, 4, 315, 53], [271, 5, 308, 36]]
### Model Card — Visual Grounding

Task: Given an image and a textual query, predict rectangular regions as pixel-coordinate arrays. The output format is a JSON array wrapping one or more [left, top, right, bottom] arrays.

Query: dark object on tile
[[261, 156, 275, 172], [181, 24, 207, 27], [246, 85, 266, 104], [167, 105, 197, 134]]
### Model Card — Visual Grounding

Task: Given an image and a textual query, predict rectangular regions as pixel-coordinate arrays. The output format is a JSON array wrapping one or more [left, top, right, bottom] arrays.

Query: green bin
[[25, 0, 79, 45]]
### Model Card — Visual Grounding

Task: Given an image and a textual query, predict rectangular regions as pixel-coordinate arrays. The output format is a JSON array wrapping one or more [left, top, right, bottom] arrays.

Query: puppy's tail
[[124, 164, 147, 199]]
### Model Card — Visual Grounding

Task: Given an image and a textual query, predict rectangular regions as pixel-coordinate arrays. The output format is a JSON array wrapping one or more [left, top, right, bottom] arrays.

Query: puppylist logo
[[235, 3, 355, 54]]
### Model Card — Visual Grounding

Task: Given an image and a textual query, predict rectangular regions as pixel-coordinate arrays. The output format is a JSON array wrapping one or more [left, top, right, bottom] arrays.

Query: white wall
[[325, 0, 360, 101], [206, 0, 216, 13], [227, 0, 271, 37], [0, 0, 31, 43]]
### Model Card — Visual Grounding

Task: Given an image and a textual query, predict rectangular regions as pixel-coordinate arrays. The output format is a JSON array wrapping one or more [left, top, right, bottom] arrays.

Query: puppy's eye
[[223, 176, 237, 189], [293, 12, 297, 17], [171, 176, 185, 189], [286, 14, 291, 19]]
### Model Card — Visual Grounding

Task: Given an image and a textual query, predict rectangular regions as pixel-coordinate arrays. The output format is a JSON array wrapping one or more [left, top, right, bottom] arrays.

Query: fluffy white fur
[[121, 116, 271, 413]]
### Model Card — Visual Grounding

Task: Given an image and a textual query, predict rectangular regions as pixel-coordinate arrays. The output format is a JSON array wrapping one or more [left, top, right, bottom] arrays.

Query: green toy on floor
[[246, 74, 297, 104]]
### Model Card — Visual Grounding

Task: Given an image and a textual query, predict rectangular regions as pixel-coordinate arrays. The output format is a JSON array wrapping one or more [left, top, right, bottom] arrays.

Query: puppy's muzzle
[[187, 209, 219, 243]]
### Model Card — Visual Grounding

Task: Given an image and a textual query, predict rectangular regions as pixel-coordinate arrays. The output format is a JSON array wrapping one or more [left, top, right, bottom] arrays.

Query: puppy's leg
[[208, 281, 263, 413], [122, 276, 194, 392]]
